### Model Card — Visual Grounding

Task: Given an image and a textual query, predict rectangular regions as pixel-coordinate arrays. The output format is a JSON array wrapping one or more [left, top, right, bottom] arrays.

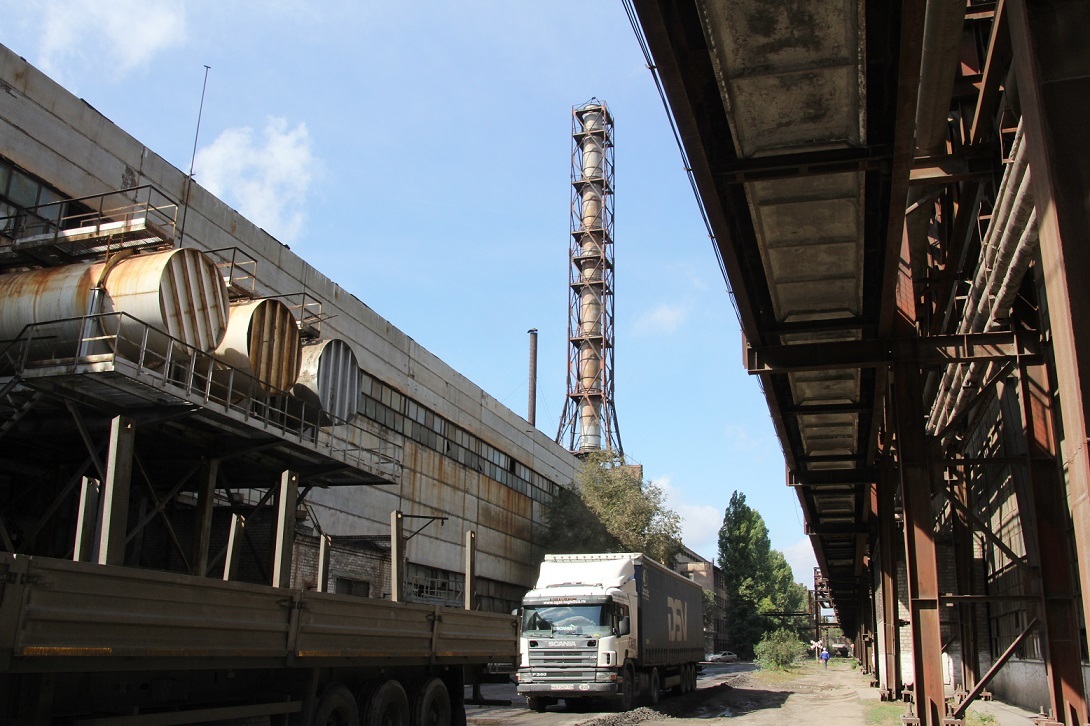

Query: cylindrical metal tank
[[99, 248, 229, 355], [292, 338, 360, 424], [213, 298, 301, 394], [0, 248, 228, 362], [0, 264, 96, 342]]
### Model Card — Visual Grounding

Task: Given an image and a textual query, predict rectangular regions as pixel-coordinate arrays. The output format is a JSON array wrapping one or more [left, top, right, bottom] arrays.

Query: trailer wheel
[[689, 663, 698, 692], [312, 683, 361, 726], [647, 667, 660, 706], [617, 664, 635, 711], [360, 679, 409, 726], [410, 677, 451, 726], [525, 695, 547, 712]]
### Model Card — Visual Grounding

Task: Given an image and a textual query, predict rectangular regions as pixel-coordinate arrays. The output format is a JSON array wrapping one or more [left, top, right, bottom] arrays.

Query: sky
[[0, 0, 818, 585]]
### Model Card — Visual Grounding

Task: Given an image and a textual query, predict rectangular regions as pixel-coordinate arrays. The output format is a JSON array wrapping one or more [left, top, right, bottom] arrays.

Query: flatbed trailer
[[0, 553, 517, 725]]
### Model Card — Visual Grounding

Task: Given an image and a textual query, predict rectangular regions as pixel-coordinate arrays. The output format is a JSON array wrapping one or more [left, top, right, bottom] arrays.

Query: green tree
[[718, 491, 811, 656], [544, 450, 683, 566]]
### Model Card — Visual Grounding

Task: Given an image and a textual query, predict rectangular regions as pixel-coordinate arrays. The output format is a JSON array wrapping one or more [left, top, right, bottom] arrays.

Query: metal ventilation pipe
[[527, 328, 538, 427], [928, 123, 1039, 435]]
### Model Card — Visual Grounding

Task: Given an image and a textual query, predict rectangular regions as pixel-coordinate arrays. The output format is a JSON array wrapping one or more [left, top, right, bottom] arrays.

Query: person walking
[[820, 647, 830, 669]]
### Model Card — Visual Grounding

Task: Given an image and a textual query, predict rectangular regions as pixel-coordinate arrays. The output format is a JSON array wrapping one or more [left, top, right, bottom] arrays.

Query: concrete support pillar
[[272, 471, 298, 588], [464, 530, 476, 611], [192, 459, 218, 577], [1008, 0, 1090, 685], [73, 477, 100, 562], [316, 534, 331, 593], [97, 416, 134, 566], [223, 514, 244, 581]]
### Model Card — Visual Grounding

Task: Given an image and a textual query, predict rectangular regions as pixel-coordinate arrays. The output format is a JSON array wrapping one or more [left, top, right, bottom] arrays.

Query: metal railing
[[0, 312, 401, 482], [0, 185, 178, 249]]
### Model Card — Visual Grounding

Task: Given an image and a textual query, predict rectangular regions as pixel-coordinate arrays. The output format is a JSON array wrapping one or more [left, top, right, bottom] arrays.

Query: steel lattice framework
[[557, 99, 622, 456]]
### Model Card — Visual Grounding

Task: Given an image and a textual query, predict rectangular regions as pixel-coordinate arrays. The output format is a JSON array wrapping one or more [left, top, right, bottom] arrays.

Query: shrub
[[754, 628, 808, 670]]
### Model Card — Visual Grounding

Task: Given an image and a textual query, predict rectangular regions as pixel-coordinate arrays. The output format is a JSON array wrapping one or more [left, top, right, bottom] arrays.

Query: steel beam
[[316, 534, 330, 592], [1008, 6, 1090, 711], [746, 331, 1025, 374], [97, 416, 134, 566]]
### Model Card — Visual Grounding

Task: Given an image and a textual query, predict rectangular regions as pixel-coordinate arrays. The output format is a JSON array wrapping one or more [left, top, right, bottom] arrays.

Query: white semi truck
[[516, 553, 705, 711]]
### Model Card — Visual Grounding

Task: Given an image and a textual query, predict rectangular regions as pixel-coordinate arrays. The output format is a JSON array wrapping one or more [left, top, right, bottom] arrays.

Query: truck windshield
[[522, 604, 608, 635]]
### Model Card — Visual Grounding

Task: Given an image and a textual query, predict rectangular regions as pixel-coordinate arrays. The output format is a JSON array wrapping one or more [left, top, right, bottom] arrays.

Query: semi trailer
[[516, 552, 704, 711]]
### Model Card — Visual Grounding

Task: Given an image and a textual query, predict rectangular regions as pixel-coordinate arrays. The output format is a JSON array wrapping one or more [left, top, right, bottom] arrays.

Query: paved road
[[464, 662, 756, 725]]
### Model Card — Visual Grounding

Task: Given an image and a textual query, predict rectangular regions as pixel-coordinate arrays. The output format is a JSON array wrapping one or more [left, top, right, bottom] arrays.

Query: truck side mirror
[[618, 616, 630, 636]]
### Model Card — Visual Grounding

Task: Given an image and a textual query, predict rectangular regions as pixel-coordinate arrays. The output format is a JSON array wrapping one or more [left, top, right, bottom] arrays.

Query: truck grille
[[527, 641, 597, 669]]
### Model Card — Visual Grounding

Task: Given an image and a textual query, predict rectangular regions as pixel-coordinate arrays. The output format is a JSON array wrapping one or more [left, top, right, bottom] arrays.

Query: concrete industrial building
[[0, 42, 578, 614]]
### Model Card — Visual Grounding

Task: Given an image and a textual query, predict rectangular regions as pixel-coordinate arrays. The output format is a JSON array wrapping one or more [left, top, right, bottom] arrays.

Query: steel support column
[[1008, 0, 1090, 670], [950, 469, 980, 692], [1000, 340, 1088, 724], [878, 453, 902, 699], [894, 350, 947, 725], [192, 459, 218, 577], [390, 510, 404, 602], [892, 223, 946, 723], [222, 514, 244, 581], [97, 416, 134, 566]]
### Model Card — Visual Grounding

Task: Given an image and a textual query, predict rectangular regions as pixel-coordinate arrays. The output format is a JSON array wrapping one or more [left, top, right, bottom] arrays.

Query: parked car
[[708, 651, 738, 663]]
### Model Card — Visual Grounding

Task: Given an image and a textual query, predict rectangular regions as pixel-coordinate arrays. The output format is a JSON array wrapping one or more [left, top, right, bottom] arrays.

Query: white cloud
[[194, 117, 318, 244], [655, 475, 722, 562], [633, 302, 689, 335], [37, 0, 186, 80], [782, 537, 819, 586]]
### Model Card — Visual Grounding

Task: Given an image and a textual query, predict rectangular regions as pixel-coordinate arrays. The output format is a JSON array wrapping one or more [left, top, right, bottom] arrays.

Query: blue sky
[[1, 0, 817, 584]]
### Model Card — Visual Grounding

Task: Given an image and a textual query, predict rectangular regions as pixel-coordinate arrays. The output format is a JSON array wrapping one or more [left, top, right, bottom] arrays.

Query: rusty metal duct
[[213, 298, 302, 394], [0, 248, 228, 356], [557, 100, 622, 455], [292, 337, 361, 423]]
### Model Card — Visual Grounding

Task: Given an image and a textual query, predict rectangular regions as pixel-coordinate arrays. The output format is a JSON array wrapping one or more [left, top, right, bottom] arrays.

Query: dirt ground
[[618, 660, 870, 726], [466, 659, 1040, 726]]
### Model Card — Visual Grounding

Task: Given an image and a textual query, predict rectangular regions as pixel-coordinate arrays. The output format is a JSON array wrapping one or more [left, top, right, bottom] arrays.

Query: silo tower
[[557, 99, 622, 456]]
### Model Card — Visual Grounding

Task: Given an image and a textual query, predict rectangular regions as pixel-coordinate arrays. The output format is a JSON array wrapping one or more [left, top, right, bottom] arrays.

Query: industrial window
[[334, 577, 371, 598]]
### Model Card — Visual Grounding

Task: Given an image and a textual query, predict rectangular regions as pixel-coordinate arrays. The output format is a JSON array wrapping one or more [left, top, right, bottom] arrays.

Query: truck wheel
[[689, 663, 699, 692], [360, 679, 409, 726], [410, 677, 451, 726], [617, 665, 635, 711], [313, 683, 361, 726], [526, 695, 547, 712], [647, 668, 660, 706]]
